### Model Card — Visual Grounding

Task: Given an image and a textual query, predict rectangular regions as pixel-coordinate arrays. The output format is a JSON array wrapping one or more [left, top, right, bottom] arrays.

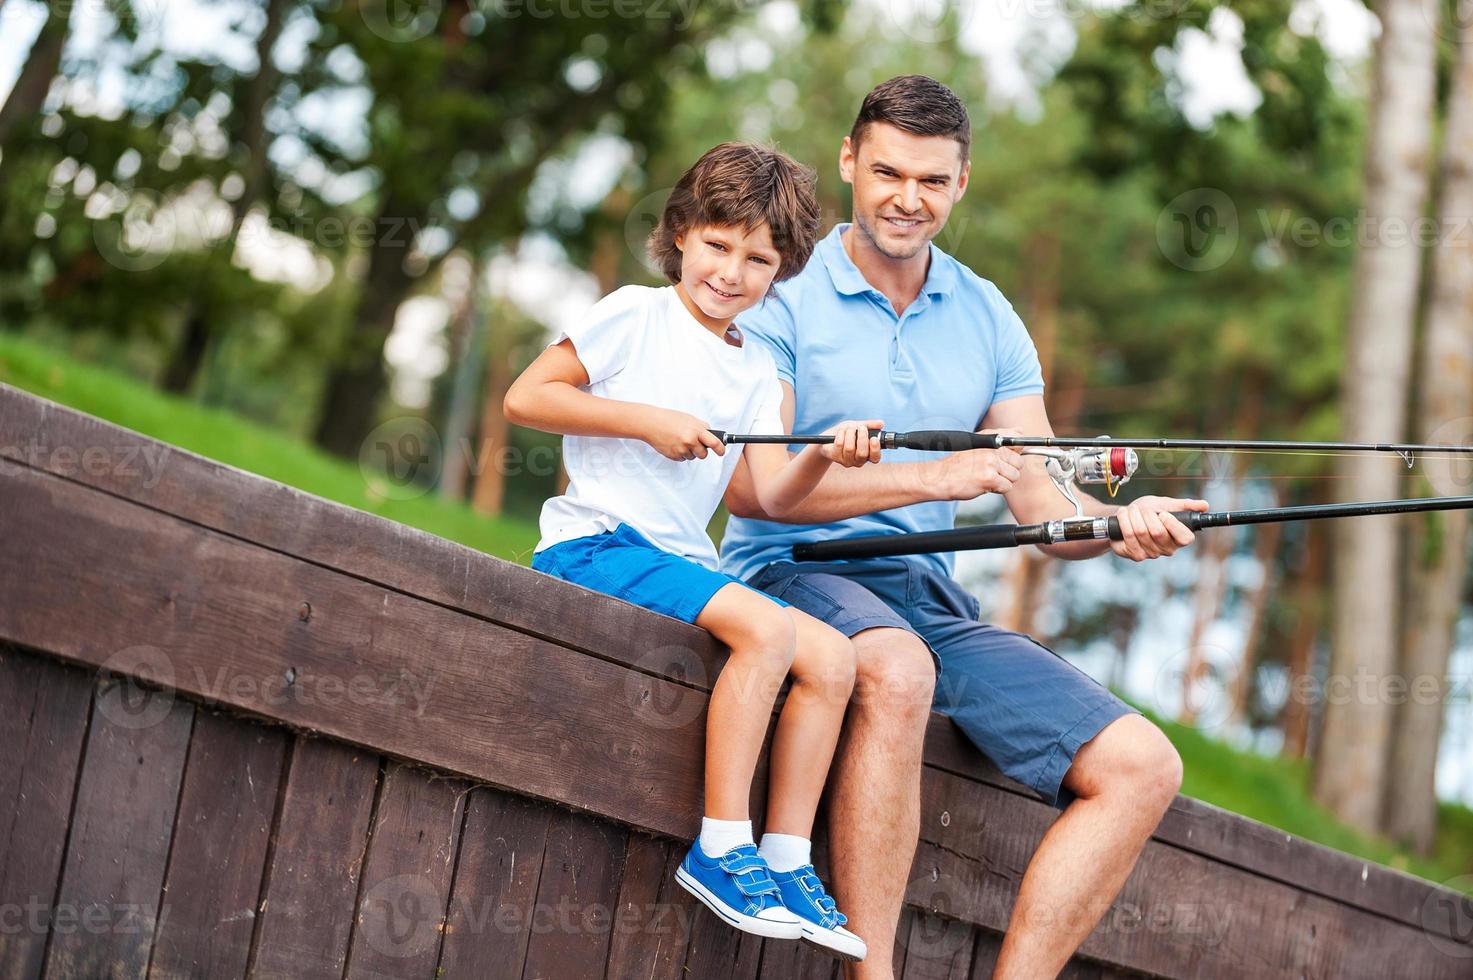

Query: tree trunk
[[1382, 10, 1473, 851], [1000, 233, 1063, 639], [1281, 522, 1327, 760], [1227, 503, 1285, 729], [312, 192, 421, 458], [1313, 0, 1439, 835], [161, 311, 212, 394], [471, 353, 513, 517], [161, 0, 287, 396], [439, 259, 485, 501], [0, 6, 69, 153]]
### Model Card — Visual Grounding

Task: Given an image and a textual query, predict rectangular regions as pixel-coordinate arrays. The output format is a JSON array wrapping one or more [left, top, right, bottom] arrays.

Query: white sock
[[699, 817, 754, 859], [759, 832, 812, 873]]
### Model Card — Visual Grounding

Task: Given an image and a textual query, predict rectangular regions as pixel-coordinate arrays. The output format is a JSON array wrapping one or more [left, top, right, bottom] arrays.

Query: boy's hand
[[643, 407, 726, 461], [820, 419, 884, 468]]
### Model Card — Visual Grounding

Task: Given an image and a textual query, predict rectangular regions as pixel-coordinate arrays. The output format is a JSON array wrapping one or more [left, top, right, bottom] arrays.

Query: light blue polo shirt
[[718, 223, 1046, 582]]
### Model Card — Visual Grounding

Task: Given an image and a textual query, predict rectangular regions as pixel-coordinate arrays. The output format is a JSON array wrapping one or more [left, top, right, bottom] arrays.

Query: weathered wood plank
[[754, 936, 841, 979], [603, 834, 690, 980], [146, 711, 286, 980], [0, 461, 709, 840], [519, 809, 628, 980], [436, 788, 551, 978], [0, 650, 94, 980], [247, 737, 379, 980], [42, 679, 193, 979], [923, 706, 1456, 939], [343, 762, 469, 980], [0, 384, 730, 688], [900, 911, 975, 980]]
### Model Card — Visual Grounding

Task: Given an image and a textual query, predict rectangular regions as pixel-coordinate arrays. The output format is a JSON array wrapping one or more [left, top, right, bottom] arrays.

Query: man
[[719, 75, 1207, 978]]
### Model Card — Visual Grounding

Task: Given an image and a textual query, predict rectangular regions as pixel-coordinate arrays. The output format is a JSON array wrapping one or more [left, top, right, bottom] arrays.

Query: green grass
[[3, 332, 1470, 889], [1153, 709, 1473, 888], [0, 333, 542, 563]]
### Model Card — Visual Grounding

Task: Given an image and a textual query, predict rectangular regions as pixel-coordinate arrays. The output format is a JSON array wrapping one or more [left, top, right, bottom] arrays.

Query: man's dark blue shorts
[[747, 558, 1136, 808]]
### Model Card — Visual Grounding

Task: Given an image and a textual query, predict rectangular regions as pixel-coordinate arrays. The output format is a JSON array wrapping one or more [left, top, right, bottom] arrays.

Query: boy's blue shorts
[[532, 523, 790, 625], [747, 557, 1136, 808]]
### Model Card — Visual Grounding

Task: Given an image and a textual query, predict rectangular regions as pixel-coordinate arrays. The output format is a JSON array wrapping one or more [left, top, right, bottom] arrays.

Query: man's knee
[[1068, 714, 1183, 811], [851, 627, 936, 724]]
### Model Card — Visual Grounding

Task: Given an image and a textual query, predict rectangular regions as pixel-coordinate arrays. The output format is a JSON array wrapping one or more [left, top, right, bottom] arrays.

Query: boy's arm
[[722, 381, 1018, 522], [740, 421, 881, 518], [504, 339, 725, 460]]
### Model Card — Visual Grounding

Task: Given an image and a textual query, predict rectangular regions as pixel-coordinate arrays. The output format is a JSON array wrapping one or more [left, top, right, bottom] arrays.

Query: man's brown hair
[[849, 74, 971, 159], [647, 142, 821, 285]]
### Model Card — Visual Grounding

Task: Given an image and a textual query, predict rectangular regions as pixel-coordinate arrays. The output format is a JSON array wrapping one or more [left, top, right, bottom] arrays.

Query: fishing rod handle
[[793, 524, 1024, 561], [710, 429, 999, 451]]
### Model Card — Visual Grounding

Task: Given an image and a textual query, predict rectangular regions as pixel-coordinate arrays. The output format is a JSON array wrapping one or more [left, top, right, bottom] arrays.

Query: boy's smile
[[674, 223, 783, 336]]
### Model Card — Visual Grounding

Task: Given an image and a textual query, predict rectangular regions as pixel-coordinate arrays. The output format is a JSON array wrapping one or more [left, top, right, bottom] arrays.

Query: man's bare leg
[[992, 713, 1183, 979], [826, 627, 936, 979]]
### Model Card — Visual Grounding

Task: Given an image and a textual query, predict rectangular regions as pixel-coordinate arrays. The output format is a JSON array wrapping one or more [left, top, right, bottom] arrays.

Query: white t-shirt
[[534, 284, 787, 570]]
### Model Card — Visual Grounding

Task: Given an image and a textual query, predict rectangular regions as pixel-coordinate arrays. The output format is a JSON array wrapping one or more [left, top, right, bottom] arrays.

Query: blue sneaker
[[674, 842, 803, 940], [769, 864, 867, 961]]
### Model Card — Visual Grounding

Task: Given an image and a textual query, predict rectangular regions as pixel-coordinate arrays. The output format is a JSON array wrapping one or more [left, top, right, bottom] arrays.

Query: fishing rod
[[792, 495, 1473, 561], [710, 428, 1473, 462], [707, 427, 1473, 562]]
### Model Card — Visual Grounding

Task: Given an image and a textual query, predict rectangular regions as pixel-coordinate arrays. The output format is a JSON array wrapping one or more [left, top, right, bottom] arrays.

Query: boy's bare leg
[[826, 627, 937, 979], [695, 584, 798, 819], [764, 610, 857, 837], [992, 714, 1182, 979]]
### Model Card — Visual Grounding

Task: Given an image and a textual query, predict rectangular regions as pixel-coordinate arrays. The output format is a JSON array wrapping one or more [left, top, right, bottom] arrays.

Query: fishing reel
[[1021, 445, 1138, 518]]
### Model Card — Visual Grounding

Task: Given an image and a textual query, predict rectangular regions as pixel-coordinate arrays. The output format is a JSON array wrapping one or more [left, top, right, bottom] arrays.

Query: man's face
[[840, 121, 969, 261]]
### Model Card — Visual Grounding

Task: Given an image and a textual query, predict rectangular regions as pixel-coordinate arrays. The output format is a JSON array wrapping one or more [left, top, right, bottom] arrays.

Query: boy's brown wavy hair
[[647, 141, 821, 286]]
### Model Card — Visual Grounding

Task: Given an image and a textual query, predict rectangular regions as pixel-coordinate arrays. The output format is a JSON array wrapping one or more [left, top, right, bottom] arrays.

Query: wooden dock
[[1, 383, 1469, 978]]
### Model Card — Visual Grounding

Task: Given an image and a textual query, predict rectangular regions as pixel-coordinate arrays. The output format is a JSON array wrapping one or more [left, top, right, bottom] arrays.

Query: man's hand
[[1110, 496, 1209, 561], [927, 428, 1024, 500], [819, 419, 884, 468], [642, 407, 726, 461]]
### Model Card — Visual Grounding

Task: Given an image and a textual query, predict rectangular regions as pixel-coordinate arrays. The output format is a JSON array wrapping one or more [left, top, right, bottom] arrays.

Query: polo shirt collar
[[818, 223, 958, 299]]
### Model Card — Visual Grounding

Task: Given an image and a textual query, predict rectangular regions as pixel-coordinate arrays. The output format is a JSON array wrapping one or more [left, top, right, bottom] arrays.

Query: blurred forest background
[[2, 0, 1472, 885]]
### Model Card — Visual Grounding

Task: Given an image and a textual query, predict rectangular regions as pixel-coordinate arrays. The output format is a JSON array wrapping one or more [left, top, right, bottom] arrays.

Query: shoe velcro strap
[[732, 869, 780, 898]]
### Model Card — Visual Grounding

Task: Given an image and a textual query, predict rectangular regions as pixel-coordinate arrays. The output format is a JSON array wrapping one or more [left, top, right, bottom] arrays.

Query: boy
[[504, 142, 876, 961]]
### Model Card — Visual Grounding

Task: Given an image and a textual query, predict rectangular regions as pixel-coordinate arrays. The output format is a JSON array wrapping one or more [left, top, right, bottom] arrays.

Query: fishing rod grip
[[884, 430, 1001, 451], [794, 524, 1023, 561], [1105, 510, 1209, 540]]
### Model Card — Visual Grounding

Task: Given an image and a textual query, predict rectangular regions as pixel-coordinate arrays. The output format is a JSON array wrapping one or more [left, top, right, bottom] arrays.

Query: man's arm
[[722, 381, 1019, 522], [977, 395, 1207, 561]]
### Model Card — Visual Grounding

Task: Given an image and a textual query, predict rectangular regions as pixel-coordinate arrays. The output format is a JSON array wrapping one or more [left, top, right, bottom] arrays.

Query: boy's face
[[674, 222, 782, 327], [839, 121, 969, 261]]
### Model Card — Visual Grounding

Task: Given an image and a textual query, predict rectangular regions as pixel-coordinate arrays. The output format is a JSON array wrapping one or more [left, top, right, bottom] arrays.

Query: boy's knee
[[725, 607, 797, 668]]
